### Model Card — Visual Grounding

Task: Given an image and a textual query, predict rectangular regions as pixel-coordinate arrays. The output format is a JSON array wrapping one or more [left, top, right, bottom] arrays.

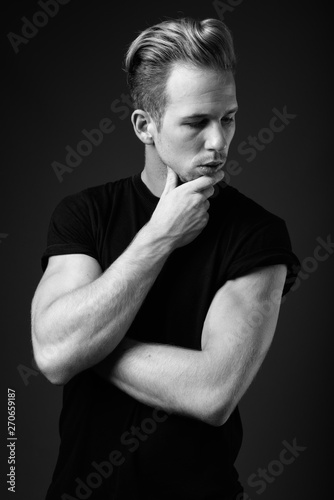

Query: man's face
[[149, 63, 238, 183]]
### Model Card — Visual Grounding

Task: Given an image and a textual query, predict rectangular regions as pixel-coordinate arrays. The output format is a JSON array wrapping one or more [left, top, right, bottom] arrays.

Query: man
[[31, 17, 301, 500]]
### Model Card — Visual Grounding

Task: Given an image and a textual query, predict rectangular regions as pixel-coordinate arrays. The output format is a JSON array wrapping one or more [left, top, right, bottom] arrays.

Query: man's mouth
[[204, 161, 225, 167], [198, 159, 226, 171]]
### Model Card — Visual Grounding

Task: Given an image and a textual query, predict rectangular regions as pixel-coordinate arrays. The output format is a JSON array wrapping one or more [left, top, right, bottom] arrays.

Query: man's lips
[[204, 161, 225, 167], [198, 159, 226, 169]]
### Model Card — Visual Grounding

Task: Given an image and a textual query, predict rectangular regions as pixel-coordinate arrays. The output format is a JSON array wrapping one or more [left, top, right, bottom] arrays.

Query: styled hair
[[124, 17, 236, 130]]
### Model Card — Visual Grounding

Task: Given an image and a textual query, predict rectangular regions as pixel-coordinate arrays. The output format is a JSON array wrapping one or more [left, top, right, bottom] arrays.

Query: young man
[[31, 17, 301, 500]]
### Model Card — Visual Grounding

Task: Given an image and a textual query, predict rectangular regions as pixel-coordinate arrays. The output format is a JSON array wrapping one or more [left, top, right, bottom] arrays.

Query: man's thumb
[[162, 166, 178, 195]]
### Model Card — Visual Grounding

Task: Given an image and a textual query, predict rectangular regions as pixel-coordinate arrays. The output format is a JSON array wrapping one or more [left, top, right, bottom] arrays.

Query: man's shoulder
[[213, 180, 285, 226], [61, 175, 135, 208]]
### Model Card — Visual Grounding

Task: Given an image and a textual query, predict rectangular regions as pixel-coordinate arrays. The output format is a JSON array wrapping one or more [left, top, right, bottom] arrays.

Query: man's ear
[[131, 109, 156, 145]]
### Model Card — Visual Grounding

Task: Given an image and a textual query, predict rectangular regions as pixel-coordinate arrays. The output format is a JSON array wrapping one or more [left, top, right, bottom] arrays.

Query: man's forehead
[[165, 62, 236, 108]]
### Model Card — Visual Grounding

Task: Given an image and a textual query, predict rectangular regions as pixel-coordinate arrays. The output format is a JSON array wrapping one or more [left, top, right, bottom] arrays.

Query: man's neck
[[140, 147, 167, 198]]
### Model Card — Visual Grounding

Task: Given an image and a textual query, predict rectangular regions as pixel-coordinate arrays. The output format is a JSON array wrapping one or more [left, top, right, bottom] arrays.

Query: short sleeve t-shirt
[[41, 173, 301, 500]]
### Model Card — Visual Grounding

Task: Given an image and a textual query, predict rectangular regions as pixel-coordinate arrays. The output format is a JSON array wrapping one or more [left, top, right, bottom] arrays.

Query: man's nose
[[204, 123, 227, 152]]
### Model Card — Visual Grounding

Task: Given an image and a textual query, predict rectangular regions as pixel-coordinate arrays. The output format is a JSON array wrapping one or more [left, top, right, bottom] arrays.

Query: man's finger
[[186, 175, 216, 193]]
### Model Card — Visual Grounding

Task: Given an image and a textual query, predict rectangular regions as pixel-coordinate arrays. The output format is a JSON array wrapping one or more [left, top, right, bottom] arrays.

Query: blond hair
[[124, 17, 236, 130]]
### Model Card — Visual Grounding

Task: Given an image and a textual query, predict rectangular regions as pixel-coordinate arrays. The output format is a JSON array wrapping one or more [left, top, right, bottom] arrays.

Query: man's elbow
[[193, 391, 233, 427], [201, 406, 232, 427], [44, 366, 71, 386], [32, 340, 73, 386], [36, 354, 71, 386]]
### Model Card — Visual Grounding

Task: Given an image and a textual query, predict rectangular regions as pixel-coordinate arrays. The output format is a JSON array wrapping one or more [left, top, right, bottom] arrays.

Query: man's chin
[[177, 170, 225, 185], [177, 172, 205, 183], [177, 175, 188, 184]]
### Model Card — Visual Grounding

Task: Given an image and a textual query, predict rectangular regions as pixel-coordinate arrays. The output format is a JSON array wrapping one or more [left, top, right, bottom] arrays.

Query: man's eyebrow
[[181, 106, 239, 120]]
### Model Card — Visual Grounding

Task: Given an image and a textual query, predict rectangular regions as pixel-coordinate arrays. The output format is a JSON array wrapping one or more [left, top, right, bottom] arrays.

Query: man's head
[[125, 17, 238, 184]]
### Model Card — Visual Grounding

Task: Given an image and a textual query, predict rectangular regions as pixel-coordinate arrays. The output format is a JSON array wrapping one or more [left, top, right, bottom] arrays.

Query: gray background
[[1, 0, 332, 498]]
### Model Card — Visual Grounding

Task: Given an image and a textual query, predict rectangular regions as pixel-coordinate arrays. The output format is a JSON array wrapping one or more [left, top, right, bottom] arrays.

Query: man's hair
[[124, 17, 236, 130]]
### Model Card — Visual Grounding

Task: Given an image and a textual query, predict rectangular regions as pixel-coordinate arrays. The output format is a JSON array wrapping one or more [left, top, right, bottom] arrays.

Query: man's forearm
[[94, 337, 216, 423], [34, 225, 172, 384], [95, 266, 286, 427]]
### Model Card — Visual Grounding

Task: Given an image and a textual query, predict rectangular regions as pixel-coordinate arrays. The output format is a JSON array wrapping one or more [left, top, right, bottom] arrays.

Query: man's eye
[[185, 117, 235, 129], [222, 116, 235, 125], [185, 120, 207, 128]]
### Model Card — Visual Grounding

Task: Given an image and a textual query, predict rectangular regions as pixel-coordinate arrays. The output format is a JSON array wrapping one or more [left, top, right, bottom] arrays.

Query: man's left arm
[[93, 264, 287, 426]]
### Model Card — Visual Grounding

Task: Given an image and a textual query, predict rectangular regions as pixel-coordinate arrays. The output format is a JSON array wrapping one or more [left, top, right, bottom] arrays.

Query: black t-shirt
[[41, 173, 301, 500]]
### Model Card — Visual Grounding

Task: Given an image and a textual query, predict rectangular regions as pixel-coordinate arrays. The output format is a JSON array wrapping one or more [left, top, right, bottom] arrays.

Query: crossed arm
[[32, 170, 288, 426], [93, 263, 287, 426]]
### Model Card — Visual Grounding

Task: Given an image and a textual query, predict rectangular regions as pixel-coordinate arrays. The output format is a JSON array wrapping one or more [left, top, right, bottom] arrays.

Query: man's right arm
[[31, 226, 172, 385], [31, 167, 218, 385]]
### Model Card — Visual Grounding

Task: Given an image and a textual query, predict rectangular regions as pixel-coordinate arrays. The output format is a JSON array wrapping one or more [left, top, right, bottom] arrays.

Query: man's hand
[[147, 166, 222, 249]]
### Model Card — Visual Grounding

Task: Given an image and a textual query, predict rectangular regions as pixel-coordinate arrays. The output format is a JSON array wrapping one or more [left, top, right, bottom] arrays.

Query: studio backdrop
[[2, 1, 332, 499]]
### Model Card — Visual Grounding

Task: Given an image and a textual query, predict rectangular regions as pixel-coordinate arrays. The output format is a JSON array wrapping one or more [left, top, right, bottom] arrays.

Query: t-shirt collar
[[132, 171, 160, 208]]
